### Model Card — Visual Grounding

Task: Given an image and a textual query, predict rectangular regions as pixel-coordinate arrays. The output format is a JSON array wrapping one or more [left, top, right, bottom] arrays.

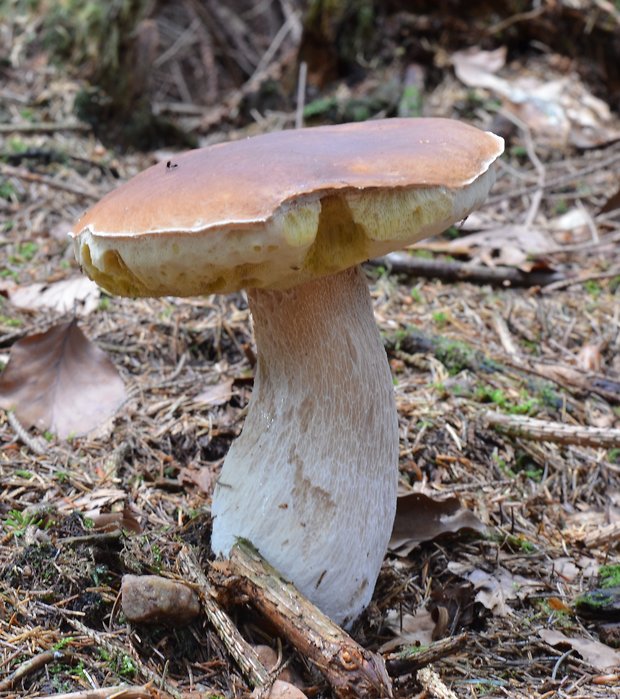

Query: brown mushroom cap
[[71, 118, 503, 296]]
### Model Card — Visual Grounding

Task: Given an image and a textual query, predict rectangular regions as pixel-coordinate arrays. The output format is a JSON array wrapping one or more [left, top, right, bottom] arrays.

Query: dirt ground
[[1, 2, 620, 698]]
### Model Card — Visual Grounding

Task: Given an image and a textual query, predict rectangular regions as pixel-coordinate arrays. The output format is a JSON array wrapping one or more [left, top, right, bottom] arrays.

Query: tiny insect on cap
[[70, 118, 504, 297]]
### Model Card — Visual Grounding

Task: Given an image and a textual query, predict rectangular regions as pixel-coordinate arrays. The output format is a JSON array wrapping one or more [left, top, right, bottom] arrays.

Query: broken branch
[[210, 539, 393, 699], [369, 252, 566, 288], [482, 411, 620, 448]]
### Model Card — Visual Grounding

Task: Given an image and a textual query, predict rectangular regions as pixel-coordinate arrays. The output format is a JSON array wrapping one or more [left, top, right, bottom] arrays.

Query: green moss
[[599, 565, 620, 589], [410, 288, 423, 303], [434, 338, 479, 374], [575, 589, 613, 611], [584, 279, 602, 297], [432, 311, 448, 327]]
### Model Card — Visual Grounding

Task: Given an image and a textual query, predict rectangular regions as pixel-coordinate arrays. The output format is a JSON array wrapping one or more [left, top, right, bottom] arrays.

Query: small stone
[[253, 645, 293, 684], [250, 680, 308, 699], [121, 574, 200, 625]]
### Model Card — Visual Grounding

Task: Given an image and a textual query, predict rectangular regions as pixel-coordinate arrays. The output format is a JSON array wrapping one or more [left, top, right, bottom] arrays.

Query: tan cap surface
[[71, 118, 503, 296]]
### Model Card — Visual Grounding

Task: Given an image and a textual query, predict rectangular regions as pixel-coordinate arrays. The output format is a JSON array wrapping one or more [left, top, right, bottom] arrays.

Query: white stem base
[[211, 266, 398, 627]]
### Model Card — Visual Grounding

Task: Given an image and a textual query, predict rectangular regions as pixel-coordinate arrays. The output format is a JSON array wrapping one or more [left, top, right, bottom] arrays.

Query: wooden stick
[[384, 633, 468, 677], [482, 411, 620, 448], [368, 252, 566, 288], [37, 684, 171, 698], [211, 540, 393, 699], [0, 121, 90, 133], [6, 410, 48, 455], [0, 650, 67, 692], [0, 163, 99, 199], [416, 666, 458, 699], [177, 547, 270, 687]]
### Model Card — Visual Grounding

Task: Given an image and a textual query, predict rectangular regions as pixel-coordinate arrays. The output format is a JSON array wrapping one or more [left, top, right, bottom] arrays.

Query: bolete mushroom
[[70, 118, 503, 626]]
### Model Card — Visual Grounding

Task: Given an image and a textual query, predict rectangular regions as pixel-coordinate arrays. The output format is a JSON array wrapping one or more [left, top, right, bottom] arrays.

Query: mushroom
[[70, 118, 503, 626]]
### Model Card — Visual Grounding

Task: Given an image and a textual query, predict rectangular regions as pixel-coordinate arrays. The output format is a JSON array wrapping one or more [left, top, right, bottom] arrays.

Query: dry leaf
[[452, 47, 620, 148], [448, 562, 543, 616], [194, 378, 234, 406], [0, 320, 126, 439], [577, 344, 603, 373], [600, 187, 620, 214], [447, 225, 556, 270], [389, 492, 486, 556], [540, 629, 620, 672], [179, 465, 213, 494], [378, 608, 435, 652], [9, 277, 101, 316]]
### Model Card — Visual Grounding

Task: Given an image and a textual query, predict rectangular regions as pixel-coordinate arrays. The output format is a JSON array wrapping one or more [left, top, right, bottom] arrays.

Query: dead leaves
[[540, 629, 620, 672], [448, 562, 543, 617], [452, 46, 620, 148], [390, 492, 487, 557], [8, 276, 101, 316], [0, 320, 126, 439]]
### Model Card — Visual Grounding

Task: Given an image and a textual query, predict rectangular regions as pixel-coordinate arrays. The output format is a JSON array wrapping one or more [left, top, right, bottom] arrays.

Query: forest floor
[[1, 3, 620, 698]]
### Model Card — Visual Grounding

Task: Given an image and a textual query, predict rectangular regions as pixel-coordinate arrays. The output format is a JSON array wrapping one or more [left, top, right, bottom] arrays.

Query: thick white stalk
[[211, 266, 398, 626]]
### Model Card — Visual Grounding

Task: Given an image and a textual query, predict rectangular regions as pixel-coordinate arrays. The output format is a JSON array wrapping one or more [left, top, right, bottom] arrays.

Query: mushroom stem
[[211, 265, 398, 627]]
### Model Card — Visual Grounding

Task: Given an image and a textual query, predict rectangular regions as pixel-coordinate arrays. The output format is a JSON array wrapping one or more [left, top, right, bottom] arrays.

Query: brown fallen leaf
[[0, 319, 126, 439], [389, 492, 486, 557], [179, 465, 213, 494], [600, 187, 620, 214], [378, 608, 435, 652], [448, 562, 543, 617], [540, 629, 620, 672], [9, 277, 101, 316], [193, 378, 235, 406]]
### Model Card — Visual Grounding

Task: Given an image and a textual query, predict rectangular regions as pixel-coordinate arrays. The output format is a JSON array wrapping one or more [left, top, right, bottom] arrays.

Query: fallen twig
[[542, 267, 620, 293], [210, 539, 393, 699], [37, 684, 172, 699], [6, 410, 48, 455], [384, 633, 468, 677], [482, 411, 620, 448], [0, 163, 100, 199], [386, 327, 620, 405], [0, 121, 91, 133], [487, 151, 620, 206], [0, 650, 68, 692], [177, 546, 270, 688], [369, 252, 566, 288], [416, 666, 458, 699]]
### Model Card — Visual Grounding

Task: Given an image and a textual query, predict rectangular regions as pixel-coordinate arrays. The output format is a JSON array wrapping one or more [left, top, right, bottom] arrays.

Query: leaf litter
[[0, 319, 126, 439], [1, 3, 620, 698]]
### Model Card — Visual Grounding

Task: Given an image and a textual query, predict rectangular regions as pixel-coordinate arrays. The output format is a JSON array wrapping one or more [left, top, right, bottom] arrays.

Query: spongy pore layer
[[75, 173, 493, 296]]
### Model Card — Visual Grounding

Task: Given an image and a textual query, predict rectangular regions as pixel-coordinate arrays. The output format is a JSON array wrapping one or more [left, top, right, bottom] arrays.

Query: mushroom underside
[[210, 265, 399, 626]]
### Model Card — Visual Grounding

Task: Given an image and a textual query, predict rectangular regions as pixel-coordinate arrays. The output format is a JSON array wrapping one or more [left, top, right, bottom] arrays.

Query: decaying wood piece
[[177, 547, 270, 688], [0, 650, 68, 692], [210, 540, 393, 699], [384, 633, 468, 677], [37, 684, 171, 699], [483, 411, 620, 448], [369, 252, 566, 288], [385, 327, 620, 406], [416, 666, 459, 699]]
